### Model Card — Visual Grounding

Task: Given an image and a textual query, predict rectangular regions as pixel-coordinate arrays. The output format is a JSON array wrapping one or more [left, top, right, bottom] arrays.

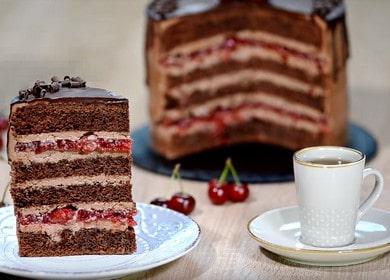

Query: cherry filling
[[15, 137, 131, 154], [18, 205, 137, 226], [162, 103, 329, 134], [160, 36, 324, 73]]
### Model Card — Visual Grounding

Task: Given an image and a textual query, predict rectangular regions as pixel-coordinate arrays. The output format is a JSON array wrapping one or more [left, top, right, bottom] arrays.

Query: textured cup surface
[[293, 146, 380, 247]]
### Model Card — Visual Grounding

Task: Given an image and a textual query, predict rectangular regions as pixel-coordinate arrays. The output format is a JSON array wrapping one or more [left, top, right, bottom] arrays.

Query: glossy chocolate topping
[[147, 0, 345, 22], [13, 76, 125, 104]]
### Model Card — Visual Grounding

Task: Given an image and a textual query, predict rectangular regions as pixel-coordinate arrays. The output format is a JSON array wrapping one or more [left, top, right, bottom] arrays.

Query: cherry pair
[[208, 158, 249, 205], [151, 164, 195, 215]]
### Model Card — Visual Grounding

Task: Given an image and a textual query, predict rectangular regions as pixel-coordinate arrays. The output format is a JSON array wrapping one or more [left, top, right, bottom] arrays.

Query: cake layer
[[160, 35, 326, 77], [12, 174, 130, 189], [161, 93, 325, 125], [165, 56, 324, 90], [165, 71, 325, 111], [150, 3, 324, 51], [153, 118, 334, 160], [12, 181, 132, 207], [10, 99, 129, 135], [17, 201, 135, 216], [11, 156, 131, 184], [167, 69, 323, 99], [18, 228, 136, 257], [17, 202, 136, 241], [8, 131, 131, 164], [166, 79, 325, 111]]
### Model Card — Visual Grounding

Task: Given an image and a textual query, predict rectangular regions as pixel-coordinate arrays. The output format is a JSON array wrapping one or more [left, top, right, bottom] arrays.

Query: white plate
[[248, 206, 390, 266], [0, 203, 201, 279]]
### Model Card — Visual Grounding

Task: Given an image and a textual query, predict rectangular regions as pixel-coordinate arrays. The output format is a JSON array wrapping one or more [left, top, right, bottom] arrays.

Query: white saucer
[[248, 206, 390, 266], [0, 203, 201, 280]]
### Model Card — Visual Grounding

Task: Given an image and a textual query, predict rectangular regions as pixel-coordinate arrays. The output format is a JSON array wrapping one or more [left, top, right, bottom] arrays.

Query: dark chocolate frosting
[[13, 76, 125, 104], [147, 0, 345, 22]]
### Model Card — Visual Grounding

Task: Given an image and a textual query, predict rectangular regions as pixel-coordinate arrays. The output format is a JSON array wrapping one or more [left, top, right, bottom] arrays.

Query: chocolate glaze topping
[[14, 76, 125, 104], [147, 0, 345, 22]]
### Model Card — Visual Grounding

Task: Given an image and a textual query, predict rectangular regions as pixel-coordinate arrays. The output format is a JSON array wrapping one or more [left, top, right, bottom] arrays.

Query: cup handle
[[357, 168, 384, 220]]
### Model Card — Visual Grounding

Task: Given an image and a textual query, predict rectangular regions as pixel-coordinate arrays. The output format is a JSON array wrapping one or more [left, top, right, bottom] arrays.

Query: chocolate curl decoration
[[313, 0, 342, 17], [150, 0, 177, 19], [18, 75, 87, 101]]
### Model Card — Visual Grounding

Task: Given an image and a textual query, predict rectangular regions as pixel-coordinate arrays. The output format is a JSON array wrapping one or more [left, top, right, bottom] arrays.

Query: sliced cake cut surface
[[8, 77, 136, 257], [146, 0, 349, 159]]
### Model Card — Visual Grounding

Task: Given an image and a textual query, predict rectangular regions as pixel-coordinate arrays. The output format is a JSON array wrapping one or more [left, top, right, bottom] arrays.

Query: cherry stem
[[218, 159, 230, 185], [226, 158, 241, 185], [171, 163, 183, 193]]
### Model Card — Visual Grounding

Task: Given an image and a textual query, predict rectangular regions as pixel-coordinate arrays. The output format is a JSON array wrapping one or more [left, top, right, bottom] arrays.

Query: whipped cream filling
[[18, 202, 135, 216], [8, 131, 131, 164], [168, 30, 320, 57], [161, 31, 328, 77], [156, 106, 323, 140], [167, 69, 323, 100], [19, 219, 133, 242], [163, 92, 324, 122], [13, 175, 130, 189]]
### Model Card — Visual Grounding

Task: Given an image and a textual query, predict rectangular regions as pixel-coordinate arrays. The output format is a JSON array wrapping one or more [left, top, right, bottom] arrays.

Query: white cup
[[293, 146, 384, 247]]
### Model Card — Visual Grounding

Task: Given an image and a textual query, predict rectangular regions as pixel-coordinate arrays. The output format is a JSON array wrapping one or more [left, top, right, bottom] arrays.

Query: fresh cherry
[[0, 117, 8, 132], [49, 207, 74, 224], [208, 179, 228, 205], [226, 182, 250, 202], [150, 197, 171, 208], [169, 192, 196, 215], [207, 158, 250, 204]]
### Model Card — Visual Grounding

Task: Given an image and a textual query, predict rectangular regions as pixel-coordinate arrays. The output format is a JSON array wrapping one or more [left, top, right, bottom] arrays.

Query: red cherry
[[227, 183, 250, 202], [0, 117, 8, 132], [150, 197, 171, 208], [208, 179, 228, 205], [77, 209, 92, 221], [169, 192, 196, 215], [49, 207, 74, 224]]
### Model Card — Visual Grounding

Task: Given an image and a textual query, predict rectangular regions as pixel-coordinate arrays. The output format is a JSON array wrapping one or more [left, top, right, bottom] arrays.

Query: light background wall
[[0, 0, 389, 130]]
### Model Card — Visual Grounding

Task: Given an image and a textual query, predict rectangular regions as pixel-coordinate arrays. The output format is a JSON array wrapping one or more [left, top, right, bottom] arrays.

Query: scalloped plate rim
[[0, 203, 201, 280]]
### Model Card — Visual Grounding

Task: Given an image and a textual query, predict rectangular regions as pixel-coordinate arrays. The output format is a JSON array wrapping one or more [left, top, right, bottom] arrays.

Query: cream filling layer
[[13, 175, 130, 189], [19, 220, 130, 240], [10, 131, 130, 143], [167, 69, 323, 101], [168, 30, 320, 57], [161, 31, 328, 77], [8, 131, 130, 163], [18, 202, 135, 216], [163, 92, 324, 122], [156, 105, 322, 140], [10, 150, 127, 164]]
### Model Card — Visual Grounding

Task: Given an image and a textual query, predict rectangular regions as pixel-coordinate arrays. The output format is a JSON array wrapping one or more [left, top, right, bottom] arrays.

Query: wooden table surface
[[0, 1, 389, 279], [2, 91, 389, 280]]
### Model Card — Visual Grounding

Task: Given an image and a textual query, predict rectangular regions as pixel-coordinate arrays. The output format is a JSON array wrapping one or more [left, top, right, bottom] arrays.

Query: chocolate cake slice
[[146, 0, 349, 159], [8, 77, 136, 256]]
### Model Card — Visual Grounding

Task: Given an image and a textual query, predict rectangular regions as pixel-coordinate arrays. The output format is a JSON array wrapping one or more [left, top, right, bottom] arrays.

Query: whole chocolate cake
[[8, 77, 136, 257], [145, 0, 349, 159]]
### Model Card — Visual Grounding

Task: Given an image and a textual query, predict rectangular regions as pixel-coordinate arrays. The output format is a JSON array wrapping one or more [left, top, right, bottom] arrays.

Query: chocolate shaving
[[149, 0, 177, 20], [18, 76, 87, 101], [313, 0, 342, 18]]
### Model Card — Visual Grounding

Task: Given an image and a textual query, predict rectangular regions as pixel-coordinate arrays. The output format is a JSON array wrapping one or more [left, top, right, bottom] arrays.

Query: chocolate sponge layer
[[12, 156, 132, 184], [150, 5, 322, 51], [18, 228, 136, 257], [165, 79, 325, 111], [11, 182, 132, 208], [166, 57, 324, 89], [153, 119, 328, 160], [10, 99, 129, 135]]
